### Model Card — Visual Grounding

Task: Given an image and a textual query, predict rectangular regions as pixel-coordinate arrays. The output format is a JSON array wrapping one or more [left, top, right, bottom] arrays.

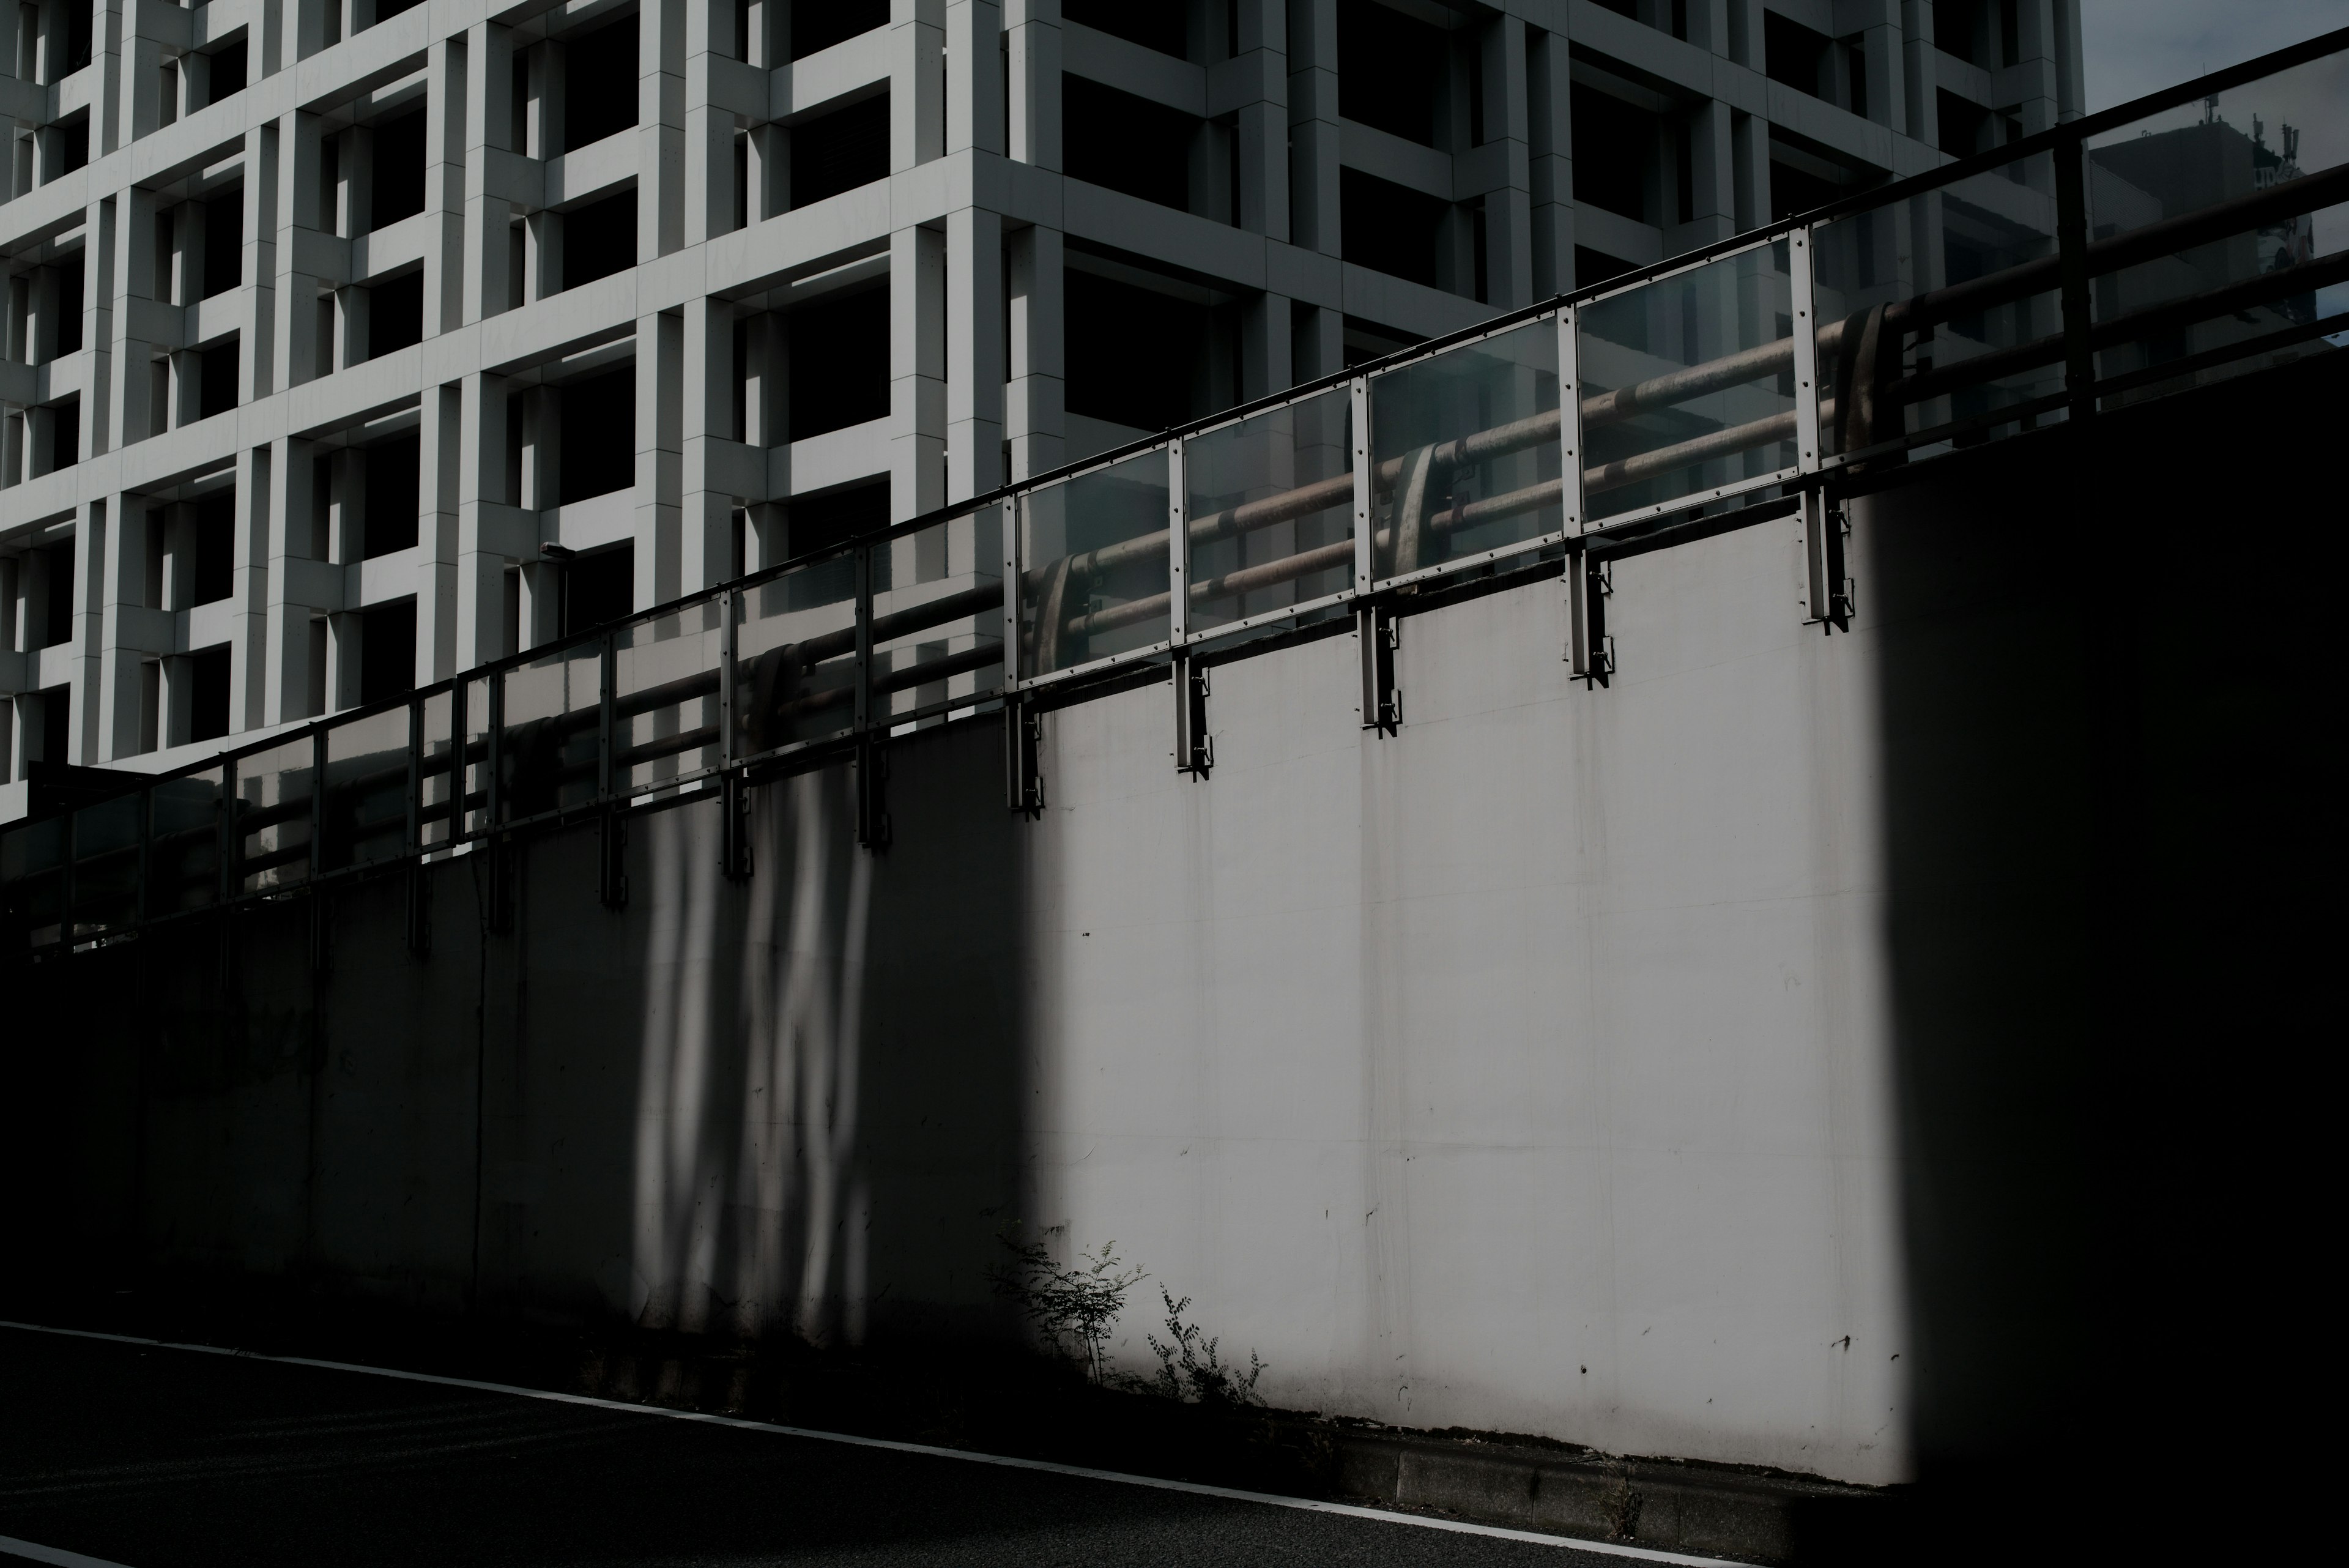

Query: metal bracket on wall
[[1006, 697, 1044, 817], [719, 771, 754, 881], [1359, 601, 1400, 734], [856, 734, 891, 851], [1567, 549, 1614, 688], [1798, 488, 1855, 632], [598, 808, 629, 908], [1173, 656, 1212, 776]]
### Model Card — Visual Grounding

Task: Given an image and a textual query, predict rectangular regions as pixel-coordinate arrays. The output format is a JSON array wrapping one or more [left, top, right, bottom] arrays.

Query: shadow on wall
[[1862, 354, 2339, 1561]]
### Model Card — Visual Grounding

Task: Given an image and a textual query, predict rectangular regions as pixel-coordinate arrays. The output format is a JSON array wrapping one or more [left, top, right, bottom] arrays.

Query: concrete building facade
[[0, 0, 2085, 785]]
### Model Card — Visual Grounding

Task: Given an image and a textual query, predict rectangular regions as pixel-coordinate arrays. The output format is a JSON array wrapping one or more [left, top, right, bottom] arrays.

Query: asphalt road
[[0, 1325, 1718, 1568]]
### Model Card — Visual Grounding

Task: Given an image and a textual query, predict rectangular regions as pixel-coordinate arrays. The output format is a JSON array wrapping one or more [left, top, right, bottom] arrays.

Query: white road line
[[0, 1534, 136, 1568], [0, 1319, 1757, 1568]]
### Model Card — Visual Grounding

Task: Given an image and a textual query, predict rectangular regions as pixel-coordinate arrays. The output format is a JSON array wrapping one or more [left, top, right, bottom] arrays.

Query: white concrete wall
[[1020, 512, 1904, 1483]]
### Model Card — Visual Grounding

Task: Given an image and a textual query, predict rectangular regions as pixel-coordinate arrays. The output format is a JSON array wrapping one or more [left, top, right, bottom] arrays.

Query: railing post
[[1557, 306, 1586, 537], [2054, 132, 2098, 424], [1788, 226, 1824, 475], [1349, 376, 1373, 589], [1167, 438, 1209, 775], [1349, 373, 1398, 734]]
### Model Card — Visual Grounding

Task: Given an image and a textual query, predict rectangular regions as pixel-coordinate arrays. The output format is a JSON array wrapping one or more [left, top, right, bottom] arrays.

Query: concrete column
[[1004, 223, 1061, 481], [96, 496, 159, 760], [1901, 0, 1939, 145], [416, 381, 461, 682], [740, 311, 784, 568], [65, 499, 104, 763], [678, 294, 734, 593], [1287, 0, 1338, 256], [108, 185, 161, 447], [462, 22, 515, 323], [946, 205, 1002, 501], [1240, 291, 1291, 402], [229, 441, 270, 730], [455, 371, 514, 668], [336, 123, 373, 239], [81, 196, 116, 456], [273, 111, 327, 391], [636, 310, 683, 608], [945, 0, 1002, 158], [890, 0, 944, 173], [520, 384, 559, 511], [239, 124, 278, 402], [1852, 0, 1906, 132], [264, 439, 324, 729], [328, 447, 366, 567], [1004, 0, 1058, 170], [641, 0, 686, 260], [425, 32, 467, 335], [889, 223, 944, 521], [1479, 15, 1534, 308], [1675, 98, 1737, 251], [1527, 26, 1573, 295], [1231, 0, 1286, 241], [324, 608, 358, 712], [118, 0, 171, 148], [683, 0, 737, 245], [1726, 0, 1764, 72]]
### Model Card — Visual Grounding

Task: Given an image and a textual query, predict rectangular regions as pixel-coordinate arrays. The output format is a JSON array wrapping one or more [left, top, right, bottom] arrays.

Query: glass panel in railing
[[1018, 448, 1172, 678], [500, 639, 603, 821], [462, 675, 493, 835], [236, 735, 315, 893], [1184, 387, 1355, 641], [147, 768, 222, 917], [69, 792, 142, 938], [735, 551, 858, 756], [1810, 149, 2066, 462], [1368, 320, 1561, 582], [320, 705, 411, 872], [2084, 57, 2348, 407], [2, 817, 65, 948], [872, 505, 1004, 729], [615, 600, 725, 795], [1579, 245, 1797, 520], [417, 688, 456, 849]]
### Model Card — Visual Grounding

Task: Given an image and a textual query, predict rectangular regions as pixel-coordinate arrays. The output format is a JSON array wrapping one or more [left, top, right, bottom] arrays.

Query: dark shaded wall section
[[1859, 353, 2338, 1556], [7, 719, 1023, 1347]]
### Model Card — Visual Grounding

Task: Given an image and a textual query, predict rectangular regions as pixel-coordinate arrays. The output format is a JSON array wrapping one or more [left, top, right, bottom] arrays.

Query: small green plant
[[989, 1228, 1145, 1383], [1145, 1287, 1266, 1407]]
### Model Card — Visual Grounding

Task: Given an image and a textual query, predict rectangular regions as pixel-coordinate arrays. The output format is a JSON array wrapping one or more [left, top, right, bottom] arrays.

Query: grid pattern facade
[[0, 0, 2083, 787]]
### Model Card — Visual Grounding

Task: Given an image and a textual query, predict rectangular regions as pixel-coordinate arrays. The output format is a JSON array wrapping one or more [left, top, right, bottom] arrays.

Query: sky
[[2079, 0, 2349, 111]]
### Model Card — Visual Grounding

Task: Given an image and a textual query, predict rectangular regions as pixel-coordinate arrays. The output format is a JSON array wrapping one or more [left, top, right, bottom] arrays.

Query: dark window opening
[[1846, 40, 1869, 118], [42, 687, 70, 764], [1590, 0, 1637, 17], [376, 0, 425, 20], [1063, 268, 1233, 434], [559, 365, 635, 502], [368, 271, 424, 357], [564, 18, 640, 152], [1571, 90, 1656, 221], [59, 117, 89, 175], [1340, 166, 1447, 289], [784, 481, 886, 559], [189, 647, 231, 742], [1764, 11, 1830, 99], [199, 337, 239, 418], [787, 286, 888, 439], [202, 190, 242, 296], [1770, 157, 1846, 223], [66, 3, 92, 72], [48, 399, 79, 470], [43, 544, 75, 647], [789, 92, 890, 208], [562, 545, 633, 635], [1937, 88, 1991, 157], [206, 39, 247, 102], [362, 433, 421, 557], [1063, 0, 1186, 59], [789, 0, 887, 61], [357, 597, 417, 705], [2000, 0, 2019, 67], [562, 190, 637, 290], [1576, 245, 1639, 290], [369, 109, 426, 228], [1062, 77, 1192, 210], [53, 258, 83, 355], [1338, 0, 1442, 147], [192, 492, 234, 605], [1935, 0, 1987, 67]]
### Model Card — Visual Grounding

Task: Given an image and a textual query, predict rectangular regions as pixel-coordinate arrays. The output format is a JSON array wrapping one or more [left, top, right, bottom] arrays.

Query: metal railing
[[6, 29, 2343, 954]]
